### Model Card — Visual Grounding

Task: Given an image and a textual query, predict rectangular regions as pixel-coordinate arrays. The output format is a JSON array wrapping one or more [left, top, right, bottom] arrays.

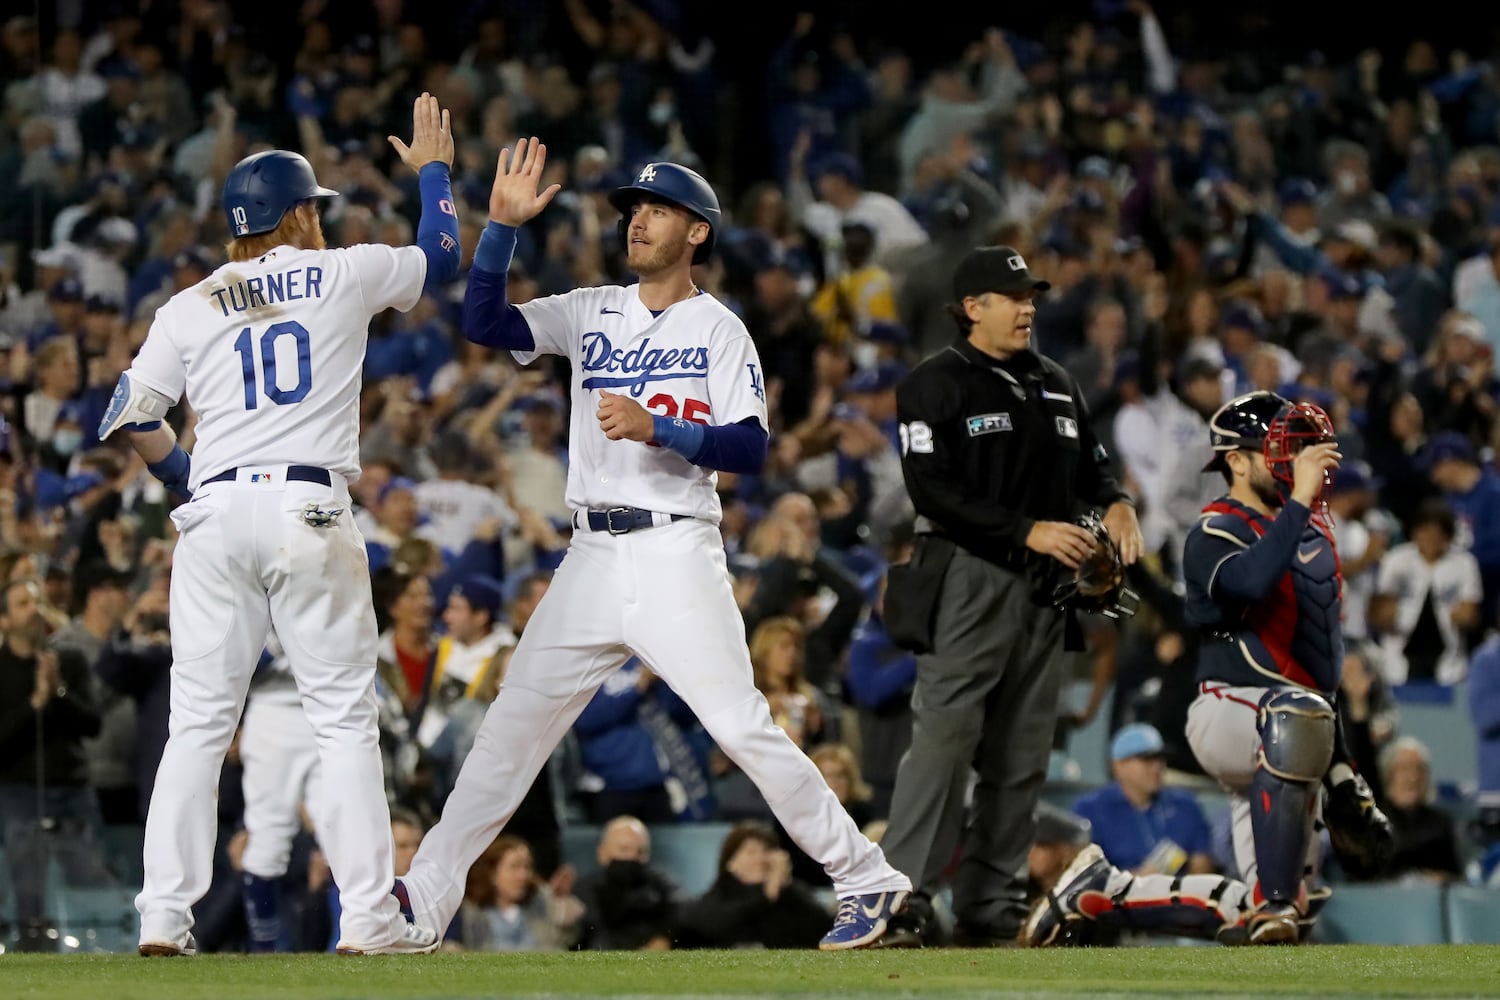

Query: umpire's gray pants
[[879, 547, 1066, 936]]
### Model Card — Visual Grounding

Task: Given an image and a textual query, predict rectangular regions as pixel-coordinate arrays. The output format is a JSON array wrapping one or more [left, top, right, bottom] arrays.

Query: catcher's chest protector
[[1204, 500, 1343, 690]]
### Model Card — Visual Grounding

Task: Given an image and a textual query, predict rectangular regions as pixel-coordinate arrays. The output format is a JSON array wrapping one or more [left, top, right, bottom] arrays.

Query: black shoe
[[868, 892, 933, 949], [16, 917, 60, 953], [1296, 886, 1332, 943], [1248, 902, 1300, 945], [952, 921, 1021, 948]]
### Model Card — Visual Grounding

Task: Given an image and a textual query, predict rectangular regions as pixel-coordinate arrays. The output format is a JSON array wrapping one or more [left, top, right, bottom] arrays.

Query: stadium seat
[[45, 883, 139, 954], [1391, 682, 1455, 705], [1445, 885, 1500, 944], [561, 824, 601, 875], [1057, 681, 1112, 785], [1315, 883, 1448, 944], [648, 824, 733, 896], [560, 823, 733, 897], [99, 825, 146, 886], [1391, 684, 1477, 788]]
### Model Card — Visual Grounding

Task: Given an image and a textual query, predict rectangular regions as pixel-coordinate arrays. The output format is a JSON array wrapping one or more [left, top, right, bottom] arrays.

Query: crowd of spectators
[[4, 0, 1500, 952]]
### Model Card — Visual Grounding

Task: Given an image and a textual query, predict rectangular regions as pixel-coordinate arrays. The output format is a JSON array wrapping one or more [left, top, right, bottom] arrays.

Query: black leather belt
[[202, 465, 333, 487], [578, 506, 689, 535]]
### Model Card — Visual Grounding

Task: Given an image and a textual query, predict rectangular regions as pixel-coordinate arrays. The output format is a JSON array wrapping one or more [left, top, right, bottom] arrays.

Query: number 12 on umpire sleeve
[[233, 321, 313, 410]]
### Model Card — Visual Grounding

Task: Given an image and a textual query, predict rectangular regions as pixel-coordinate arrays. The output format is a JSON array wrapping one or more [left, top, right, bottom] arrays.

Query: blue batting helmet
[[608, 162, 721, 264], [222, 150, 339, 238], [1202, 390, 1290, 472]]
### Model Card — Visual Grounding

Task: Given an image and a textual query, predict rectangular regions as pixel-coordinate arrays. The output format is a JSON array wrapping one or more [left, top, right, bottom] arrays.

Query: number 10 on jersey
[[233, 321, 313, 410]]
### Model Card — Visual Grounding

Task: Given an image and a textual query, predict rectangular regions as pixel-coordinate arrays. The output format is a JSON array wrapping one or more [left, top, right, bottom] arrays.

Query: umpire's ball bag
[[883, 535, 957, 655]]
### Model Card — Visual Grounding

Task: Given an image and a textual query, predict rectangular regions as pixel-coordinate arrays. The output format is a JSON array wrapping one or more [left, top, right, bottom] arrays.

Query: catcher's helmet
[[1264, 399, 1338, 512], [609, 162, 721, 264], [223, 150, 339, 238], [1201, 390, 1290, 473]]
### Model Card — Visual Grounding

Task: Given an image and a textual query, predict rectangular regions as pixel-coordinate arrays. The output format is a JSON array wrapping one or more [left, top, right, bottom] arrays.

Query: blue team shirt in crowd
[[1072, 783, 1212, 873]]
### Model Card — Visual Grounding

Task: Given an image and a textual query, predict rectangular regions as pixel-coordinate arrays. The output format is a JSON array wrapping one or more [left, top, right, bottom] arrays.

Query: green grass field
[[6, 947, 1500, 1000]]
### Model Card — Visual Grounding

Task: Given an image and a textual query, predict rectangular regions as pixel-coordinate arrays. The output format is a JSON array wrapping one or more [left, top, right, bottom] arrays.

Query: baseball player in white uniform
[[238, 634, 324, 952], [99, 95, 462, 956], [392, 139, 911, 950]]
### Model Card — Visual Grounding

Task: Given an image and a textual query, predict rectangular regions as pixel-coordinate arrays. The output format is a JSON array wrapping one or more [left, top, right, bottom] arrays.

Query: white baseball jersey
[[1113, 391, 1217, 564], [513, 285, 768, 522], [413, 478, 516, 554], [126, 243, 428, 489], [1373, 542, 1483, 685]]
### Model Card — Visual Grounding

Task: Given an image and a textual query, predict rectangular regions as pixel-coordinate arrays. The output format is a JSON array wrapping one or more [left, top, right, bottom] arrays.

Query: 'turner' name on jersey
[[209, 266, 325, 317]]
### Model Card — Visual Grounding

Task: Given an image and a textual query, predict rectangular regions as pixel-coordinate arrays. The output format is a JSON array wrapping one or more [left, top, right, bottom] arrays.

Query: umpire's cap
[[952, 245, 1051, 300], [609, 162, 721, 264], [223, 150, 339, 238], [1202, 390, 1290, 473]]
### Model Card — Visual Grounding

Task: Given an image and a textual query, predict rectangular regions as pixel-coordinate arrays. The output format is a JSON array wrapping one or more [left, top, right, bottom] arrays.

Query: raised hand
[[1291, 442, 1341, 508], [490, 137, 563, 227], [387, 92, 454, 171]]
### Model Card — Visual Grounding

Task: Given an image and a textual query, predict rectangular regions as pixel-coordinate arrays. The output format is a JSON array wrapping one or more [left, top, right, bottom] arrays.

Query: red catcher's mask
[[1263, 402, 1338, 518]]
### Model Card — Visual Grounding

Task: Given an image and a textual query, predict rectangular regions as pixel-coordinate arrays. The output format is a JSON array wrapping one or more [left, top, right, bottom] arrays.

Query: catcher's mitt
[[1324, 771, 1396, 880], [1051, 510, 1140, 619]]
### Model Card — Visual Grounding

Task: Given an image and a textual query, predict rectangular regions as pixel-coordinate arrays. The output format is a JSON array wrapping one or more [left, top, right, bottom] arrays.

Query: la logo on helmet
[[638, 165, 657, 183]]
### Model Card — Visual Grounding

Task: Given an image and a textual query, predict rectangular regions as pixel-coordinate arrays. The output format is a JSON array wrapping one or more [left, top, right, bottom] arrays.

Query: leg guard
[[1250, 688, 1334, 904]]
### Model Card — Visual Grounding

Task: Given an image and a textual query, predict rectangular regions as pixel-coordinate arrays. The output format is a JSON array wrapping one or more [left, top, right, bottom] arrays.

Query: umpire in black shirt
[[877, 246, 1142, 946]]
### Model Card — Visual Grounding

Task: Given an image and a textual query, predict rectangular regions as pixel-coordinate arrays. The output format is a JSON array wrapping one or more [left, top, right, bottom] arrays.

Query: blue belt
[[578, 506, 689, 535], [202, 465, 332, 487]]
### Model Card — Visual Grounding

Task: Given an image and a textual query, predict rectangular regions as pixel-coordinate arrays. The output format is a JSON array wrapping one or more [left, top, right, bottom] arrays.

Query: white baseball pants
[[238, 694, 323, 878], [402, 518, 909, 934], [136, 467, 406, 950], [1185, 682, 1322, 891]]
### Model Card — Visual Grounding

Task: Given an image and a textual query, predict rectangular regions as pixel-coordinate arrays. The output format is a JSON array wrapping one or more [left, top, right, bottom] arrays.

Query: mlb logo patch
[[1056, 416, 1078, 439], [251, 472, 274, 483], [1008, 254, 1026, 271], [967, 412, 1013, 436]]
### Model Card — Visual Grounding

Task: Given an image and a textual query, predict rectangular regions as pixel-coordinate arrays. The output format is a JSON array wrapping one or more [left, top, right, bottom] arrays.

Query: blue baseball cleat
[[819, 890, 910, 950]]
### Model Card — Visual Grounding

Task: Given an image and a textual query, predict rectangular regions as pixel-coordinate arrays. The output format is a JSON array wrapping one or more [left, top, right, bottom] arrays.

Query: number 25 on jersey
[[233, 321, 313, 410]]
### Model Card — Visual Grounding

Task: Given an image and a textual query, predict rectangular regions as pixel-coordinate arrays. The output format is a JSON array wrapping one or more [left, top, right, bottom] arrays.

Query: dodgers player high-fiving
[[393, 139, 911, 949], [100, 94, 461, 957]]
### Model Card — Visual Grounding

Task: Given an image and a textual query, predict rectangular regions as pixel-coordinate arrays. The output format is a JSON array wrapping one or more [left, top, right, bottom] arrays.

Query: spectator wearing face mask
[[22, 336, 82, 463], [573, 816, 681, 950]]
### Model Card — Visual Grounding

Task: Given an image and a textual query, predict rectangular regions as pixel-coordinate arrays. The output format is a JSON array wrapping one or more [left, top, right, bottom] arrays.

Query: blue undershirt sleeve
[[462, 221, 535, 352], [414, 163, 460, 291], [651, 415, 767, 474]]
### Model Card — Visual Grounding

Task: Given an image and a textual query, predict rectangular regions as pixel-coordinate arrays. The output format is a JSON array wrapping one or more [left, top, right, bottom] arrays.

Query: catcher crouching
[[1026, 392, 1394, 948]]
